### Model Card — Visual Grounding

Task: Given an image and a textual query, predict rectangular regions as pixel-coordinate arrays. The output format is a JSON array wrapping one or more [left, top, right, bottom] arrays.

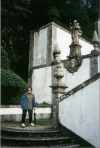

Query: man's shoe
[[21, 123, 26, 128], [30, 123, 35, 127]]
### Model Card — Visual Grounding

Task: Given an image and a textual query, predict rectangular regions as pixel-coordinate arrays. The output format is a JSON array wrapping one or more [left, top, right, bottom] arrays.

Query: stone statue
[[65, 20, 82, 73], [70, 20, 82, 45]]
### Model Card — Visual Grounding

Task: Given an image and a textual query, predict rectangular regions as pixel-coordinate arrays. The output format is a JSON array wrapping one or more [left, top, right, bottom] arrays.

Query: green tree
[[1, 38, 27, 105]]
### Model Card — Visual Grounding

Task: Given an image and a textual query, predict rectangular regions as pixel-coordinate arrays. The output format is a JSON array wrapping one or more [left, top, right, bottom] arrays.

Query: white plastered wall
[[59, 79, 100, 148], [32, 67, 52, 103]]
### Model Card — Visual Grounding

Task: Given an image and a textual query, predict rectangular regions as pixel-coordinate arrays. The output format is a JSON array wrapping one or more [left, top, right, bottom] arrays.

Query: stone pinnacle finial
[[92, 30, 99, 43], [92, 30, 100, 53]]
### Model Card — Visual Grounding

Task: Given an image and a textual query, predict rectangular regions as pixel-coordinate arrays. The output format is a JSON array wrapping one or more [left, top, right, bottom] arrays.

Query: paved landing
[[1, 121, 52, 131]]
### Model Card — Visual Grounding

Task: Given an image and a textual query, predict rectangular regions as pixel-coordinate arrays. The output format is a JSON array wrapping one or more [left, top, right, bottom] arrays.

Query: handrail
[[59, 73, 100, 102]]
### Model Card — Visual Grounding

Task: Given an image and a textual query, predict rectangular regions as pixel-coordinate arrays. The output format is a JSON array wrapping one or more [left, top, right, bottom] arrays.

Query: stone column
[[50, 44, 67, 128]]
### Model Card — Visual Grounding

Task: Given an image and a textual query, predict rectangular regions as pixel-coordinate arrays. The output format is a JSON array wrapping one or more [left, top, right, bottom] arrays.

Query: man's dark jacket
[[20, 94, 35, 110]]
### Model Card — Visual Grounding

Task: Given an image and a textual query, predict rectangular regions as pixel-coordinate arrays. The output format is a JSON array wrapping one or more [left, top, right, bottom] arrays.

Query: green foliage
[[37, 101, 51, 107], [1, 69, 27, 105], [1, 86, 24, 105], [56, 0, 97, 40], [48, 6, 61, 21], [1, 24, 29, 81], [1, 12, 28, 105], [1, 46, 10, 69], [1, 69, 26, 89]]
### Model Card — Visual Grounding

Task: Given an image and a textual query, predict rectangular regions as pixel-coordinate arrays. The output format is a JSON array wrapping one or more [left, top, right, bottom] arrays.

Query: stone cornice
[[31, 21, 93, 45], [28, 53, 100, 78], [30, 52, 100, 71]]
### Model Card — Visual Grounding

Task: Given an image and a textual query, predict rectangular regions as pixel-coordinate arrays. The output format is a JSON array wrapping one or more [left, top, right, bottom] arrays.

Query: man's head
[[27, 87, 32, 94]]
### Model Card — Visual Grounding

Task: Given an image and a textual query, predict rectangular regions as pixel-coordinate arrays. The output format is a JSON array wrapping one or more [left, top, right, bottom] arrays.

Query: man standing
[[20, 87, 35, 127]]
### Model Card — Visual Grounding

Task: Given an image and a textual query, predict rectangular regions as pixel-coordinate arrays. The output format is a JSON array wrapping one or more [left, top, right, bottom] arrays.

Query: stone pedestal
[[50, 45, 67, 128]]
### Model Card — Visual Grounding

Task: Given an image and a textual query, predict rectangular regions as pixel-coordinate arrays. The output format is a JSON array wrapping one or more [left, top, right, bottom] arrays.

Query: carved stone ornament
[[54, 63, 64, 79], [64, 56, 82, 73]]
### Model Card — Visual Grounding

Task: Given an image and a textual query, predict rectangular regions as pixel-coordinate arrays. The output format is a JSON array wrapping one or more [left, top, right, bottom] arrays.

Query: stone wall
[[64, 58, 90, 92], [32, 66, 52, 103], [0, 107, 51, 122], [59, 78, 100, 148]]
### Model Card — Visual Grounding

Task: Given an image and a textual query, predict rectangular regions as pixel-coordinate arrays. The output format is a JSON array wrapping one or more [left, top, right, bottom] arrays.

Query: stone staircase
[[1, 122, 94, 147], [1, 74, 99, 148]]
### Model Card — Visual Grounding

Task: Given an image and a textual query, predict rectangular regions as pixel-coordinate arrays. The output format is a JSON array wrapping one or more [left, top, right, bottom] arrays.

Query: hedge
[[1, 69, 27, 89]]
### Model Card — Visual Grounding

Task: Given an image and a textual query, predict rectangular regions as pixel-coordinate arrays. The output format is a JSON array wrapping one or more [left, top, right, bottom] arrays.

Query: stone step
[[1, 124, 94, 147], [1, 135, 77, 146], [1, 126, 80, 146], [2, 127, 62, 138], [0, 145, 81, 148]]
